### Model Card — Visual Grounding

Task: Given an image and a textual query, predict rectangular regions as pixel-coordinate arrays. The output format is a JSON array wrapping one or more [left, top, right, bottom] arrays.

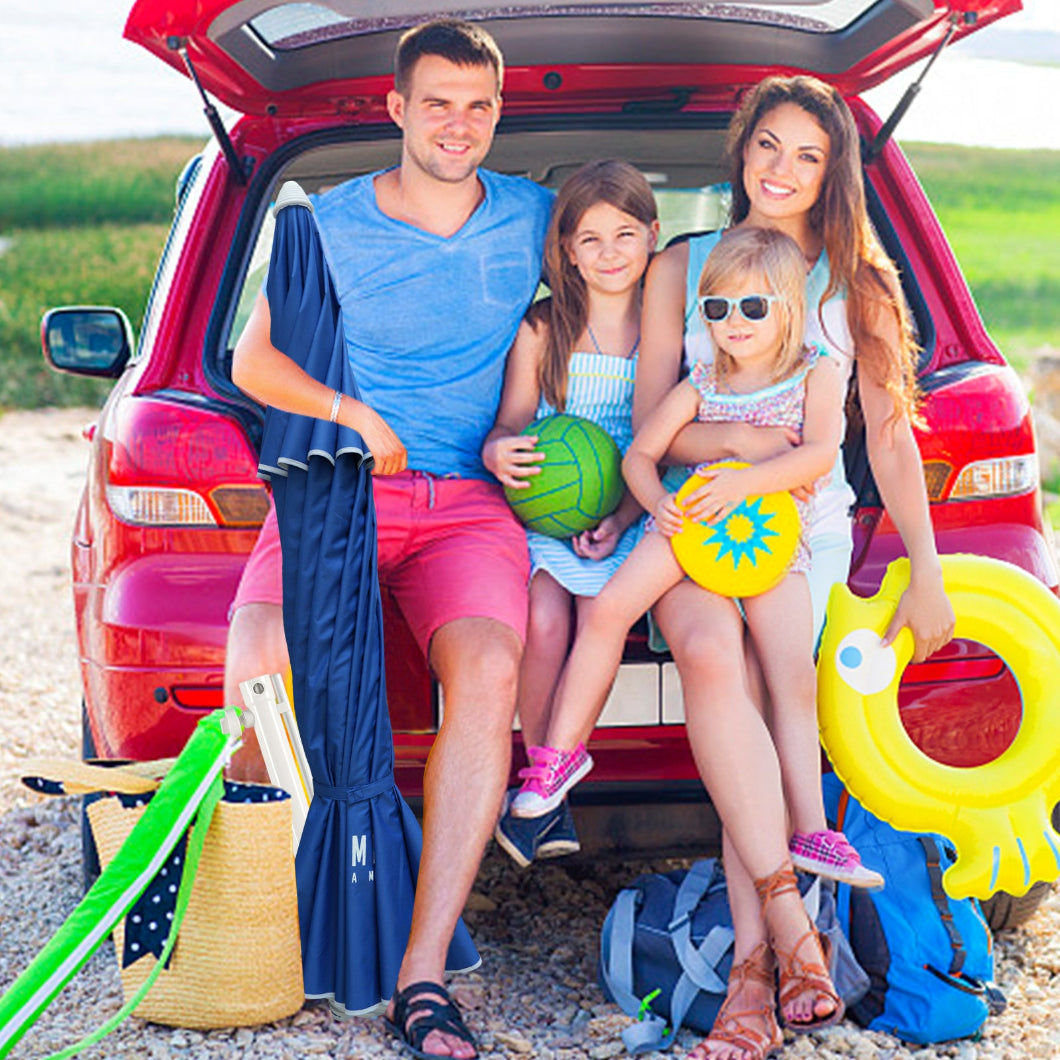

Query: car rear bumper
[[79, 517, 1049, 789], [76, 550, 240, 758]]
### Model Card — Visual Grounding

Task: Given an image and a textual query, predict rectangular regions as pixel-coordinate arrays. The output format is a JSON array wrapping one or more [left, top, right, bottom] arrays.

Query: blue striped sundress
[[527, 351, 643, 596]]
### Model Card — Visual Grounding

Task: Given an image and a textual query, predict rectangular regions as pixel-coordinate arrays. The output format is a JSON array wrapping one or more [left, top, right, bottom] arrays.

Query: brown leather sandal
[[754, 860, 844, 1034], [688, 941, 783, 1060]]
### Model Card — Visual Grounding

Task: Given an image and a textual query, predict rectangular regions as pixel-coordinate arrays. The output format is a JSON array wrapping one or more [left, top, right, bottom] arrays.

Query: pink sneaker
[[509, 744, 593, 818], [790, 829, 884, 889]]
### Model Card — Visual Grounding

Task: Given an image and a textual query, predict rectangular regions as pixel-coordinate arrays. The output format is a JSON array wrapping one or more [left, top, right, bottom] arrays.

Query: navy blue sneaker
[[536, 796, 580, 861], [494, 791, 580, 867]]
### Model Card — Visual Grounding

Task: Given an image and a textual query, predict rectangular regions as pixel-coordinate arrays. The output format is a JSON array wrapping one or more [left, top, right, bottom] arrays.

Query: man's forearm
[[231, 292, 339, 421]]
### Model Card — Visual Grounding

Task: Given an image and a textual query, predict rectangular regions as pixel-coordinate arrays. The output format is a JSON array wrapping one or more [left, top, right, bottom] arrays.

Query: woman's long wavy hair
[[530, 159, 657, 411], [726, 75, 920, 423]]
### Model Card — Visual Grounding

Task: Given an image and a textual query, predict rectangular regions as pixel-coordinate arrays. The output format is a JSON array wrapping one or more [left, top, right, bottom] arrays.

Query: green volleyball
[[504, 413, 624, 538]]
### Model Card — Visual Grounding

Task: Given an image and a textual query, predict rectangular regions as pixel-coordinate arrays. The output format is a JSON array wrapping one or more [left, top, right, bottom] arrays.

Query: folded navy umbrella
[[258, 182, 479, 1017]]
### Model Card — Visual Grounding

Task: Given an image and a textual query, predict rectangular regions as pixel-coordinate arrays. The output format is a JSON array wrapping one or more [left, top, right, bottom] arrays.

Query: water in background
[[0, 0, 1058, 150], [865, 55, 1060, 151]]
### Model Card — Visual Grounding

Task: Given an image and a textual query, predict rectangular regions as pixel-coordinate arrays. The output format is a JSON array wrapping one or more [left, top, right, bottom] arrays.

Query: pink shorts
[[231, 499, 284, 614], [230, 472, 530, 655]]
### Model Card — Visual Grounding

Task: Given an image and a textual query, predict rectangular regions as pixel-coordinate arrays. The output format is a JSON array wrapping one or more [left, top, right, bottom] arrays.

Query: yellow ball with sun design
[[670, 460, 801, 598]]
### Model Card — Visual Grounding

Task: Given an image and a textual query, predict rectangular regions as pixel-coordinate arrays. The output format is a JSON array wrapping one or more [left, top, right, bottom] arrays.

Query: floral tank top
[[687, 347, 826, 572]]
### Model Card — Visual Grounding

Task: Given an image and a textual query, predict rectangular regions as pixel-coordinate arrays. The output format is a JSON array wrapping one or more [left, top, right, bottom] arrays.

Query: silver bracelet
[[328, 390, 343, 424]]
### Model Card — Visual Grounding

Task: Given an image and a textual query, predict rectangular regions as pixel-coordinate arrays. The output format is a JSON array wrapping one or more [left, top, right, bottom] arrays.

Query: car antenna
[[167, 37, 251, 186], [864, 11, 970, 165]]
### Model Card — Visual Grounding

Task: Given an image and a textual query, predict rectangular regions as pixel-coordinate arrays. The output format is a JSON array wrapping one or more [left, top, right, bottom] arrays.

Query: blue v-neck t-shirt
[[312, 169, 553, 480]]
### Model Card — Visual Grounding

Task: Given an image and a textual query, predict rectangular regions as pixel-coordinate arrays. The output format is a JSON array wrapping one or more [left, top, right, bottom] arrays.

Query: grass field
[[904, 143, 1060, 367], [0, 137, 1057, 410], [0, 137, 201, 408], [0, 138, 204, 231]]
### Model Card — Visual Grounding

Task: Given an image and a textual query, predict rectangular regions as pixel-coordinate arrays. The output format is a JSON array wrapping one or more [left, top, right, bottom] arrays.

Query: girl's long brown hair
[[531, 159, 657, 411], [726, 75, 920, 423]]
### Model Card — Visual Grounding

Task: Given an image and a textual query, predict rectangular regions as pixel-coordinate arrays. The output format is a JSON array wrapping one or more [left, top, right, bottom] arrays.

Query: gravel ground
[[1, 405, 1059, 1060]]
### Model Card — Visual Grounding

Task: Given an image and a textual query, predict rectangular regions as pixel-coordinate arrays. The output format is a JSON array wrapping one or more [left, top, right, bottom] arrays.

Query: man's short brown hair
[[394, 18, 504, 97]]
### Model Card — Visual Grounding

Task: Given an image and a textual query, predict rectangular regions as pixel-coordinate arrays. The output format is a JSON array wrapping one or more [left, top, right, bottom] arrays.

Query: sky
[[0, 0, 1058, 149], [863, 0, 1060, 149]]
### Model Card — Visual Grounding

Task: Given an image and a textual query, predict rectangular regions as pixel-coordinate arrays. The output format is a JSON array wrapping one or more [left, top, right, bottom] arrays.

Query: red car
[[45, 1, 1055, 905]]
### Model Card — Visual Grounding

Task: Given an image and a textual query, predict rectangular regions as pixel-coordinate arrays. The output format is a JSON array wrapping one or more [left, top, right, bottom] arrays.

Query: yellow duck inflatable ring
[[818, 554, 1060, 901]]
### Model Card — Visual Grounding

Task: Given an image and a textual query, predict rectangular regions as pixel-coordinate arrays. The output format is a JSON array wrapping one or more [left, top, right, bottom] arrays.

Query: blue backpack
[[823, 774, 1006, 1043]]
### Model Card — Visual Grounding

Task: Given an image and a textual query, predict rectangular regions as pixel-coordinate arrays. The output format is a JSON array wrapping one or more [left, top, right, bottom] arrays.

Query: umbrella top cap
[[274, 182, 314, 217]]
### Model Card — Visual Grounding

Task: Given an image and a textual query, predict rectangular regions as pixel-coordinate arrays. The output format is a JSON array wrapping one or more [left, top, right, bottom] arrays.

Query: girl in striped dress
[[482, 160, 658, 865], [503, 228, 877, 912]]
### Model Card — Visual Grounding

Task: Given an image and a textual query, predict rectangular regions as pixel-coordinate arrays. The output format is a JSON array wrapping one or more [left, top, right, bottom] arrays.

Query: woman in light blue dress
[[635, 76, 956, 1059], [482, 159, 659, 864]]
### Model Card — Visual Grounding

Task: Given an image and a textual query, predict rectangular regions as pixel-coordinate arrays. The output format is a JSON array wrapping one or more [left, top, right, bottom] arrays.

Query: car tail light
[[106, 485, 218, 525], [921, 460, 952, 502], [211, 486, 270, 525], [104, 396, 267, 527], [948, 454, 1038, 501]]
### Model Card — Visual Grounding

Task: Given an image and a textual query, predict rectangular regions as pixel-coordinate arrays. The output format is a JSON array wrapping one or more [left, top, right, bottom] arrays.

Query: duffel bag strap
[[620, 956, 725, 1054], [668, 860, 733, 995], [917, 836, 966, 976], [802, 875, 821, 922], [601, 890, 675, 1054], [621, 1010, 675, 1055]]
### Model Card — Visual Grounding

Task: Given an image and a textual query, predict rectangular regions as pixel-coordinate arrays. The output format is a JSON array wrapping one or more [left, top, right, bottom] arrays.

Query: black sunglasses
[[699, 294, 779, 323]]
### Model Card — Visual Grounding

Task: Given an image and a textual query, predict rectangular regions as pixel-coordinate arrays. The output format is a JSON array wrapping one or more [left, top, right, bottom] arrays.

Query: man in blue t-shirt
[[232, 20, 552, 1060]]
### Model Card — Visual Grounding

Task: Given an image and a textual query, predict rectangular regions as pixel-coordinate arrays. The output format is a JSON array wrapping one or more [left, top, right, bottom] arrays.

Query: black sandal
[[383, 980, 478, 1060]]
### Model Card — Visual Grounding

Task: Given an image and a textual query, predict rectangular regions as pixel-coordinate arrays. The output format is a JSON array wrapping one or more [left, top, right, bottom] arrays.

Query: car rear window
[[248, 1, 892, 52], [221, 118, 927, 388], [225, 124, 734, 349]]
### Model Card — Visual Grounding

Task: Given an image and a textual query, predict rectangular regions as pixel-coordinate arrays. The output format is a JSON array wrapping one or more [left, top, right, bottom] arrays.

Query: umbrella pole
[[238, 673, 314, 847]]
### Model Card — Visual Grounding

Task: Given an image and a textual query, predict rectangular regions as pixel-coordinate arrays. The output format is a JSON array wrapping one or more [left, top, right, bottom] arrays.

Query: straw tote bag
[[23, 758, 304, 1030]]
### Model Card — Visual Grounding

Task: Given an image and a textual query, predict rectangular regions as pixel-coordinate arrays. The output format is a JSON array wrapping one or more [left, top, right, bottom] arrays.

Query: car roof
[[124, 0, 1021, 117]]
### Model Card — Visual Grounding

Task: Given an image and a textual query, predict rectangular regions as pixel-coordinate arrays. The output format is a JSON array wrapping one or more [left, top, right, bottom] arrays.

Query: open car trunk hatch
[[124, 0, 1021, 118]]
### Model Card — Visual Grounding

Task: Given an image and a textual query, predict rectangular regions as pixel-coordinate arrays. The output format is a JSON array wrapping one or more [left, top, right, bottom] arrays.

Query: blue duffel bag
[[599, 857, 868, 1053]]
